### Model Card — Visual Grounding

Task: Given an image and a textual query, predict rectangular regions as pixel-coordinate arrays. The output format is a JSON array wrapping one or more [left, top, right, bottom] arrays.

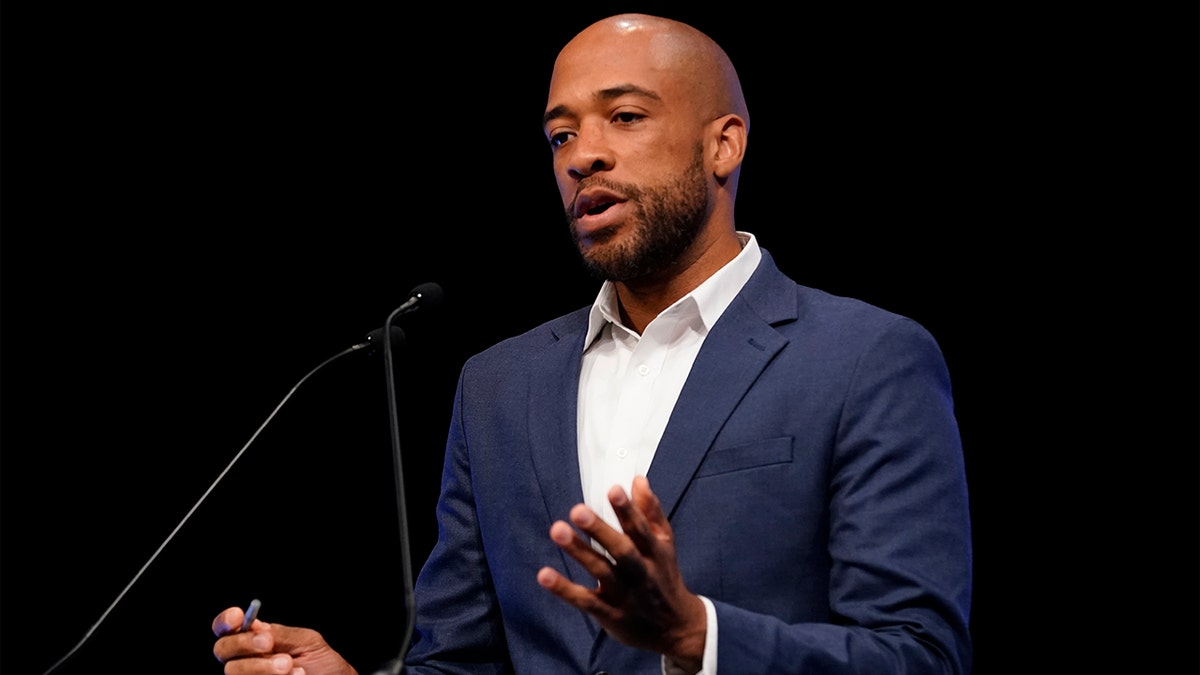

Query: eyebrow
[[542, 83, 663, 128]]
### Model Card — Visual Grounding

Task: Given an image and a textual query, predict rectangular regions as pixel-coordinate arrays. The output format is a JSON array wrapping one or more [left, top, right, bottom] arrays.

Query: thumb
[[212, 606, 245, 637]]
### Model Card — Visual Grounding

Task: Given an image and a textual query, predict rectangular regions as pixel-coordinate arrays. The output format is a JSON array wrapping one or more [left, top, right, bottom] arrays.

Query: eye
[[548, 130, 575, 149], [612, 111, 645, 125]]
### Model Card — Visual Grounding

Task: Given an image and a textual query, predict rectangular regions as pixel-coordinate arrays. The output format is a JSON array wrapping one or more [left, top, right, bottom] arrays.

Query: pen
[[241, 599, 262, 632]]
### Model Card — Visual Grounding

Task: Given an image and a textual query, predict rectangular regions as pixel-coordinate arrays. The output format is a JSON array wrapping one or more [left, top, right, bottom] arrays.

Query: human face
[[543, 25, 714, 282]]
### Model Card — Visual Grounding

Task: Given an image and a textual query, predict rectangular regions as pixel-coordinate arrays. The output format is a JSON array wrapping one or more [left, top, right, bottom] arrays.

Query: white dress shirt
[[577, 232, 762, 675]]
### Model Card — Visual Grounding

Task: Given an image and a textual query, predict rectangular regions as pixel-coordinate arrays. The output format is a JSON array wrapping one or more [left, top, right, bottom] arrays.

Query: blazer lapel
[[647, 252, 797, 518], [526, 312, 594, 585]]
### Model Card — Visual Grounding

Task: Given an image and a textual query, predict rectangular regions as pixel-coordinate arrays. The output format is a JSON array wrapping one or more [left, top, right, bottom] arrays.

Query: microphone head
[[385, 281, 445, 323], [364, 325, 406, 350], [407, 282, 444, 312]]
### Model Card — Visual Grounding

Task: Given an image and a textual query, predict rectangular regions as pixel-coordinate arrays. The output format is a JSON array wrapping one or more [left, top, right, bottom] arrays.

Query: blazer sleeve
[[713, 316, 973, 674], [403, 371, 513, 675]]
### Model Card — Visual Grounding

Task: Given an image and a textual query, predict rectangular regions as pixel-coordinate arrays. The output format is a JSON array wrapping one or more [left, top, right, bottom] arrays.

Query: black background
[[4, 4, 1196, 674]]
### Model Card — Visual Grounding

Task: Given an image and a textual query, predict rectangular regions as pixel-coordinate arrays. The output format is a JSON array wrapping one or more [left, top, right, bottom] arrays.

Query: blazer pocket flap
[[695, 436, 794, 478]]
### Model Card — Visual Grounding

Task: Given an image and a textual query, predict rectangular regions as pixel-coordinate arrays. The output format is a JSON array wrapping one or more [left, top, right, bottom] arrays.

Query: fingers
[[543, 510, 637, 614], [213, 606, 246, 637], [212, 622, 274, 665], [548, 516, 622, 588], [537, 563, 622, 626], [565, 503, 620, 555], [549, 478, 669, 576], [544, 478, 672, 597], [540, 477, 703, 657], [629, 475, 668, 532], [536, 565, 591, 602], [213, 615, 351, 675], [604, 477, 671, 563]]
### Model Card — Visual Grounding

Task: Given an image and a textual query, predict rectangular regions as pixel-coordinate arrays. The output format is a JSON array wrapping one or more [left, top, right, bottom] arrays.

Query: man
[[212, 13, 972, 674]]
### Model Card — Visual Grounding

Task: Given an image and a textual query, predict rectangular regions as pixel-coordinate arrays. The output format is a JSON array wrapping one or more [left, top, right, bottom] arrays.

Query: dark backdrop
[[5, 4, 1196, 675]]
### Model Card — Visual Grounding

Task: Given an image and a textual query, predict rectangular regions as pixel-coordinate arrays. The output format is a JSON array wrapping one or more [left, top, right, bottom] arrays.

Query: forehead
[[545, 30, 686, 115]]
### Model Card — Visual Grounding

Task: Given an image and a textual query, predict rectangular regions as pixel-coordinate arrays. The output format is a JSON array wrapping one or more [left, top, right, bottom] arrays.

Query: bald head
[[553, 14, 750, 132], [543, 13, 752, 296]]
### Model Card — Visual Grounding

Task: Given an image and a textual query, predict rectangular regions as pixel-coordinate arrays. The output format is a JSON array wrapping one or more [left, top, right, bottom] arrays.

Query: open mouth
[[584, 201, 614, 216], [573, 189, 624, 219]]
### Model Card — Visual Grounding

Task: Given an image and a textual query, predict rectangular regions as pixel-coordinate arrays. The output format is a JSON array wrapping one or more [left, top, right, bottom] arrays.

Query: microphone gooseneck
[[37, 305, 411, 675]]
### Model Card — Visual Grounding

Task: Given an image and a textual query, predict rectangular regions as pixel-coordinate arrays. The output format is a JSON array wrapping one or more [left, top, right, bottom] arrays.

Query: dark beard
[[566, 144, 709, 282]]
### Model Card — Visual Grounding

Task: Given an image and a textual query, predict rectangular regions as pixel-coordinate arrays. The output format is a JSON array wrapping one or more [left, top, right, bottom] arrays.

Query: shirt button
[[616, 447, 629, 458], [637, 364, 650, 376]]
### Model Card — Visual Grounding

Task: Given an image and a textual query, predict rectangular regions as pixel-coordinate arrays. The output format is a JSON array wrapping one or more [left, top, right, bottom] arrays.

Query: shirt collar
[[583, 232, 762, 351]]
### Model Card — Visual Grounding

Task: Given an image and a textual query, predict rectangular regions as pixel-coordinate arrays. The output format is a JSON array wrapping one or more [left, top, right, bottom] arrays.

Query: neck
[[614, 230, 743, 334]]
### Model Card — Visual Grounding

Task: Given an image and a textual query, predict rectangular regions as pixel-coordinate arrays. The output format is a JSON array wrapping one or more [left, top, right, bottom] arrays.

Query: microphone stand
[[381, 305, 415, 675]]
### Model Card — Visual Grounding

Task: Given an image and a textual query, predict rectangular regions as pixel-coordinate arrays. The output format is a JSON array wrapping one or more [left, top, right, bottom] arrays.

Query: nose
[[564, 124, 614, 181]]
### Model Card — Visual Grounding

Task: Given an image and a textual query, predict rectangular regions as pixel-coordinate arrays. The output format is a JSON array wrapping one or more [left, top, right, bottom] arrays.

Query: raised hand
[[537, 475, 707, 671]]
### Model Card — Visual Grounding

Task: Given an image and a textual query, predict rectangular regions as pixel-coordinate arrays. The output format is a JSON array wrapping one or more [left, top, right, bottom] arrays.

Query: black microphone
[[36, 304, 414, 675], [361, 325, 407, 351], [391, 281, 444, 318]]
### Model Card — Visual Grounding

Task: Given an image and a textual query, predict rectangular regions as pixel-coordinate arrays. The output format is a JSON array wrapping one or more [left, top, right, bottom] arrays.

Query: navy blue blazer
[[404, 249, 972, 674]]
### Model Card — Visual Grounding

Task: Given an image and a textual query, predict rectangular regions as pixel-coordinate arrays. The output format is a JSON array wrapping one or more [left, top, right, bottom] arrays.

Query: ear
[[710, 114, 748, 180]]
